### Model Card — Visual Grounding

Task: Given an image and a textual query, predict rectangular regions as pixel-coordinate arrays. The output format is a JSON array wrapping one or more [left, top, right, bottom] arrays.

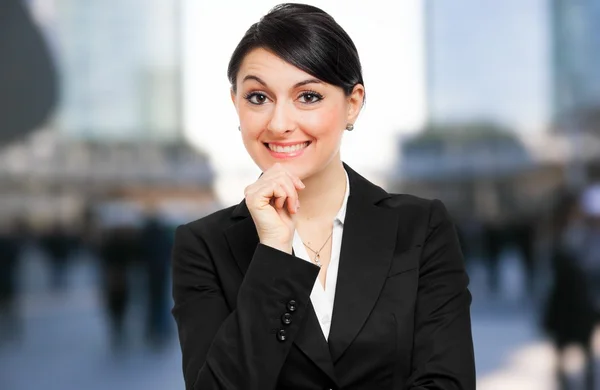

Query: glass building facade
[[550, 0, 600, 124], [52, 0, 182, 141]]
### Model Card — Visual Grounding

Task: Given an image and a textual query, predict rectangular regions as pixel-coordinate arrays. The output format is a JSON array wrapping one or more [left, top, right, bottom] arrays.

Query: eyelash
[[243, 92, 268, 105], [242, 90, 324, 105], [299, 90, 324, 104]]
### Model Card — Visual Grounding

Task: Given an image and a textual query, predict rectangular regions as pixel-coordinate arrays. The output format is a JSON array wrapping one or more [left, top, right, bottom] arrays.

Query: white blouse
[[292, 169, 350, 341]]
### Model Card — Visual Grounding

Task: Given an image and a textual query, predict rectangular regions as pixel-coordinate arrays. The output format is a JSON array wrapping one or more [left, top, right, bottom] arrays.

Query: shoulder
[[379, 192, 432, 211], [175, 204, 240, 243], [379, 193, 451, 229], [345, 163, 452, 229]]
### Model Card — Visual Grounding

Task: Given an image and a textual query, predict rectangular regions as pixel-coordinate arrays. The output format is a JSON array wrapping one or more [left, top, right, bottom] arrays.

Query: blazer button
[[276, 329, 287, 342], [281, 312, 292, 325], [287, 300, 297, 312]]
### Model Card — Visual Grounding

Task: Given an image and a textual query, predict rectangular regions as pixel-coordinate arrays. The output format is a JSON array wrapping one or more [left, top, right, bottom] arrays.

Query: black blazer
[[171, 164, 476, 390]]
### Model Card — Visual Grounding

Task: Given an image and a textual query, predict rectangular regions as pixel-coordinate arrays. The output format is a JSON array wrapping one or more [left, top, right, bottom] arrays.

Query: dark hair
[[227, 3, 365, 102]]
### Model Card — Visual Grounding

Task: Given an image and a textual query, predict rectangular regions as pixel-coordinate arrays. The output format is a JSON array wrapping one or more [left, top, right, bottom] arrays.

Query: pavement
[[0, 249, 597, 390]]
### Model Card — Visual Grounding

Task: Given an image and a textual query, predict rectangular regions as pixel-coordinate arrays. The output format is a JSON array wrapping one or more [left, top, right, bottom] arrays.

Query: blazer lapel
[[293, 302, 339, 385], [223, 199, 338, 384], [328, 164, 399, 363]]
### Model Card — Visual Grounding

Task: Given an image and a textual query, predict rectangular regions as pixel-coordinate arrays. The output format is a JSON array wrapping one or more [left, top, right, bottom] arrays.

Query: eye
[[243, 92, 270, 105], [298, 91, 323, 104]]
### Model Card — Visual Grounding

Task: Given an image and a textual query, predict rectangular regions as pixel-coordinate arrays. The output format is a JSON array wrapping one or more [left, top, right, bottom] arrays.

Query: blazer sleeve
[[171, 224, 320, 390], [406, 199, 476, 390]]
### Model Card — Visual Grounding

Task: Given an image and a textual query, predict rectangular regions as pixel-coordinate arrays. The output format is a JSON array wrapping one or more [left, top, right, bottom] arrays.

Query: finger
[[263, 164, 301, 184], [276, 203, 294, 224], [285, 171, 305, 190], [275, 176, 299, 214], [271, 183, 288, 210], [274, 185, 287, 210], [286, 194, 298, 215], [262, 163, 284, 179], [252, 170, 298, 212], [261, 166, 304, 192], [247, 181, 281, 209]]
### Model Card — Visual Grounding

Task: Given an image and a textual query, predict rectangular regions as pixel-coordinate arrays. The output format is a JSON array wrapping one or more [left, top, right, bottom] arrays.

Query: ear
[[346, 84, 365, 124], [230, 88, 237, 111]]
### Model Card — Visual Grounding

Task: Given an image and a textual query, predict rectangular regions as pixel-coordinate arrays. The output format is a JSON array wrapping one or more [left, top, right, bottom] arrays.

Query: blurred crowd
[[542, 183, 600, 389], [451, 181, 600, 389], [1, 0, 600, 388], [0, 209, 175, 352]]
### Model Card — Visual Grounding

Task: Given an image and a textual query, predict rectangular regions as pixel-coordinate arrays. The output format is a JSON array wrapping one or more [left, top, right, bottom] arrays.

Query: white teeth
[[268, 142, 309, 153]]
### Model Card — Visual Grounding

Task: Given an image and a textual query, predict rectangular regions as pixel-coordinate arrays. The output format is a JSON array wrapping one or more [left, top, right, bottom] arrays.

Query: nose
[[267, 101, 296, 134]]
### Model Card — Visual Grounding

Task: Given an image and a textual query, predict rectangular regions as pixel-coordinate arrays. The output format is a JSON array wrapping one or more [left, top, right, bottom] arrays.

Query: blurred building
[[396, 0, 600, 215], [0, 0, 217, 230], [391, 1, 560, 222], [423, 0, 549, 132], [550, 0, 600, 186], [551, 0, 600, 126], [391, 123, 566, 222], [52, 0, 182, 142]]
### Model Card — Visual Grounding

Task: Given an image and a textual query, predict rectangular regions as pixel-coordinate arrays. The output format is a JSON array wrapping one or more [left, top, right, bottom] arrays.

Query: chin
[[258, 159, 312, 179], [288, 166, 312, 180]]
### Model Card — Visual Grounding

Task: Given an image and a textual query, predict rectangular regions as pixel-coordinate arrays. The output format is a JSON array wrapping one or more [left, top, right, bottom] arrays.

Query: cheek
[[239, 107, 268, 137], [301, 107, 346, 137]]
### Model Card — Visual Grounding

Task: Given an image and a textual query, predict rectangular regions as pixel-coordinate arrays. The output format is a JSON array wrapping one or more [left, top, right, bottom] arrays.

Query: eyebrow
[[242, 75, 323, 89]]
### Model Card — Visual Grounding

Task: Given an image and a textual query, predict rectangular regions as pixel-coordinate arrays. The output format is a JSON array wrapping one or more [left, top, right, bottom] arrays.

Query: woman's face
[[231, 48, 364, 179]]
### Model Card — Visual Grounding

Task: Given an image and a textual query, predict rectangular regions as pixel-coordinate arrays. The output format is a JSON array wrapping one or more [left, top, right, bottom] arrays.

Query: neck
[[295, 157, 347, 223]]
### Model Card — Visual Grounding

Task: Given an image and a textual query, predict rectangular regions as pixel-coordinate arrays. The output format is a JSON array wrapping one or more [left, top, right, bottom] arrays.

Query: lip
[[264, 141, 311, 146], [264, 141, 311, 159]]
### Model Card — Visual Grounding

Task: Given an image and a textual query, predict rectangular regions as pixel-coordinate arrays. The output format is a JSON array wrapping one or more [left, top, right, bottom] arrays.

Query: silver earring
[[346, 124, 354, 131], [238, 126, 241, 131]]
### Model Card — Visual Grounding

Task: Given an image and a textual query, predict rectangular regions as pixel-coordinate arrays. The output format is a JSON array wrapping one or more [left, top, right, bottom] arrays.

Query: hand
[[244, 163, 305, 253]]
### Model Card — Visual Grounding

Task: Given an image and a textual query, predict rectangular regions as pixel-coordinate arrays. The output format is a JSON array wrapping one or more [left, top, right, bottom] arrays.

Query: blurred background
[[1, 0, 599, 389]]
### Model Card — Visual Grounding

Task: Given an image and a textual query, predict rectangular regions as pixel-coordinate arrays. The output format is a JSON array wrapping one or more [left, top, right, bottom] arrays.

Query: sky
[[181, 0, 426, 205]]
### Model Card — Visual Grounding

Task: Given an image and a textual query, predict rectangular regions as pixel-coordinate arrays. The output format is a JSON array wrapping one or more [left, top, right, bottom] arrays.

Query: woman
[[171, 4, 475, 389]]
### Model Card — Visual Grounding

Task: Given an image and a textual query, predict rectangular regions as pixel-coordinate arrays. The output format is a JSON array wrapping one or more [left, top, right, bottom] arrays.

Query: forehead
[[238, 48, 319, 86]]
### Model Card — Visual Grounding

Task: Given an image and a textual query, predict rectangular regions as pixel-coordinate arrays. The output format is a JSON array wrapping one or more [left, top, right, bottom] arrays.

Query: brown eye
[[244, 92, 270, 105], [298, 91, 323, 104]]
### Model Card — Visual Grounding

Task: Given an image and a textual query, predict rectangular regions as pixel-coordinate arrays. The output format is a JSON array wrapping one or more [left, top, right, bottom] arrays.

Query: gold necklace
[[303, 230, 333, 268]]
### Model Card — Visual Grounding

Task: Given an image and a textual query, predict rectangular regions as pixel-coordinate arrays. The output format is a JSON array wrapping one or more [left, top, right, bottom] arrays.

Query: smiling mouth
[[264, 141, 311, 153]]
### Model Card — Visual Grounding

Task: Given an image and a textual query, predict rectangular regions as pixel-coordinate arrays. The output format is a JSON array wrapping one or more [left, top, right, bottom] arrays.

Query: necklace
[[302, 230, 333, 268]]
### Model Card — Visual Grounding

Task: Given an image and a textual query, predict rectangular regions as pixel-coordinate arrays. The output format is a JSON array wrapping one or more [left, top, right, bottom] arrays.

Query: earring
[[345, 124, 354, 131], [238, 126, 241, 131]]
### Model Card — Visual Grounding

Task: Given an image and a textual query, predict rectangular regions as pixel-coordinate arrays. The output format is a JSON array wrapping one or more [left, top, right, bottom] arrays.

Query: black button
[[281, 313, 292, 325], [276, 329, 287, 342], [287, 300, 297, 312]]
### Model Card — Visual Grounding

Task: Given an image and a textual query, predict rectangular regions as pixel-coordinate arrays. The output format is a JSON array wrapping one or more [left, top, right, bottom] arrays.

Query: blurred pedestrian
[[99, 226, 137, 351], [483, 217, 538, 298], [542, 192, 596, 390], [0, 219, 25, 345], [482, 221, 504, 295], [40, 222, 74, 292], [580, 183, 600, 314], [140, 210, 173, 349], [511, 218, 537, 295]]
